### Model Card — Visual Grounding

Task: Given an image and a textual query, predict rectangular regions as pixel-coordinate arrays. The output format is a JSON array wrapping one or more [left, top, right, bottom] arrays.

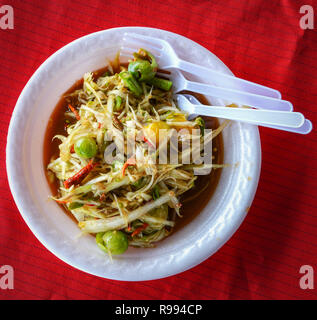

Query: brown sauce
[[172, 93, 223, 233], [43, 66, 224, 233]]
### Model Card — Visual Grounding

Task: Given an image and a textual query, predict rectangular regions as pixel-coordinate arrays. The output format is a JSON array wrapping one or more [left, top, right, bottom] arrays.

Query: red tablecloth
[[0, 0, 316, 300]]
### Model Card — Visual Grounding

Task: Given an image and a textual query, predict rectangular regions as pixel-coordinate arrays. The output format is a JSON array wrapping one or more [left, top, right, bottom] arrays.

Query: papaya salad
[[46, 49, 227, 257]]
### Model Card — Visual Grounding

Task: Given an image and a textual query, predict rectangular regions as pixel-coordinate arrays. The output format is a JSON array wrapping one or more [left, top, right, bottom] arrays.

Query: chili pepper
[[122, 157, 136, 177], [119, 71, 142, 97], [148, 77, 173, 91], [64, 159, 98, 189], [131, 223, 149, 237], [68, 104, 80, 120], [70, 145, 75, 153]]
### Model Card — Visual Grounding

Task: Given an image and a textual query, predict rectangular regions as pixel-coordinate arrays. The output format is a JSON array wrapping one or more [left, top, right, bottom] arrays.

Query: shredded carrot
[[143, 136, 154, 148], [55, 199, 70, 204], [68, 104, 80, 121], [131, 223, 148, 237], [122, 157, 136, 177], [70, 145, 75, 153]]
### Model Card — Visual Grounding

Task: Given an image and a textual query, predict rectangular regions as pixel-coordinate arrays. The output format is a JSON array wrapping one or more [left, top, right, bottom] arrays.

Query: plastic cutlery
[[176, 94, 305, 130], [183, 94, 312, 134], [121, 32, 281, 99], [157, 69, 293, 111]]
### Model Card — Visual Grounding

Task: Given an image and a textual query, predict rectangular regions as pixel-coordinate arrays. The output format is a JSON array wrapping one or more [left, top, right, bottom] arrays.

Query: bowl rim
[[6, 26, 261, 281]]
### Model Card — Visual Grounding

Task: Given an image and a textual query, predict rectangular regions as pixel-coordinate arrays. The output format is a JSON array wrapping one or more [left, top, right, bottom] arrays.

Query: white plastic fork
[[176, 94, 305, 130], [122, 32, 281, 99], [184, 94, 312, 134], [157, 69, 293, 111]]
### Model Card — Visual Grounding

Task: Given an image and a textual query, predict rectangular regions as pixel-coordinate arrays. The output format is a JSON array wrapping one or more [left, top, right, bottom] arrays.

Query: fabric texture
[[0, 0, 316, 299]]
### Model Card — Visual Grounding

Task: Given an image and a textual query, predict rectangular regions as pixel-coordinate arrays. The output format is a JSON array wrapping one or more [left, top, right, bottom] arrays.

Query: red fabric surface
[[0, 0, 317, 300]]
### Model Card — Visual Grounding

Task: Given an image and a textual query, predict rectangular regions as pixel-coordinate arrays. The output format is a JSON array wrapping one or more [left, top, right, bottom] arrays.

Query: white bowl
[[6, 27, 261, 281]]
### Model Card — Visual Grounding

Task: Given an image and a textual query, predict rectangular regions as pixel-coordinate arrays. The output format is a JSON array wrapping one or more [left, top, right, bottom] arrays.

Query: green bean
[[119, 71, 142, 97], [128, 59, 156, 82], [68, 202, 84, 210], [148, 77, 173, 91], [114, 96, 123, 111], [132, 177, 147, 190], [152, 184, 160, 200], [133, 48, 158, 71], [147, 50, 158, 70]]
